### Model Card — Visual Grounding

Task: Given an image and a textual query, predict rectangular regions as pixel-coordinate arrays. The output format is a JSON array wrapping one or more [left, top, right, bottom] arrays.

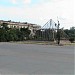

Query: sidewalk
[[10, 40, 75, 46]]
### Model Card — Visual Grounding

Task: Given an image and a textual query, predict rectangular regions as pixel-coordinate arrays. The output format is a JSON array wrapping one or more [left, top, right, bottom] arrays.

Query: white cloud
[[23, 0, 31, 4], [0, 0, 74, 29], [11, 0, 17, 4], [10, 0, 32, 5]]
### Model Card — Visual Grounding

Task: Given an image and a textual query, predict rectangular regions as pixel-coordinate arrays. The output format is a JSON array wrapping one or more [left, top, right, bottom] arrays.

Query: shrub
[[69, 38, 74, 43]]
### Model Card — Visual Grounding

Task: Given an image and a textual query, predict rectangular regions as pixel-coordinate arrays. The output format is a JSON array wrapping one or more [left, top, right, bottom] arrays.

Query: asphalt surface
[[0, 43, 74, 75]]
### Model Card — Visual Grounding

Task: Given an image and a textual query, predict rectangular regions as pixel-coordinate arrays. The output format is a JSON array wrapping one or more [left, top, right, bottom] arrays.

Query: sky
[[0, 0, 74, 29]]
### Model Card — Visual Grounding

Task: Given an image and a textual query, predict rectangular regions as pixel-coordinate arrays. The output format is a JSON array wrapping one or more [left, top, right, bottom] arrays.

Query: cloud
[[23, 0, 31, 4], [11, 0, 17, 4], [10, 0, 32, 5], [0, 0, 74, 29]]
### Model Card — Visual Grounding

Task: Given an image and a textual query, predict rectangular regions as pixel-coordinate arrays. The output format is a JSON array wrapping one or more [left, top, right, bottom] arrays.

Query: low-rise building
[[0, 20, 41, 36]]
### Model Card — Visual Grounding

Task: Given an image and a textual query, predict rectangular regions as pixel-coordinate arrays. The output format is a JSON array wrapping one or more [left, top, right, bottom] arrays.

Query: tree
[[64, 27, 75, 43], [20, 28, 31, 40], [1, 23, 9, 30], [0, 23, 31, 42]]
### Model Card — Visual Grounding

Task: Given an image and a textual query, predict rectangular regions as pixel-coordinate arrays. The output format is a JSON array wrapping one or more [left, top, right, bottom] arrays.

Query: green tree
[[20, 28, 31, 40], [64, 27, 75, 43], [0, 23, 31, 42], [1, 23, 9, 30]]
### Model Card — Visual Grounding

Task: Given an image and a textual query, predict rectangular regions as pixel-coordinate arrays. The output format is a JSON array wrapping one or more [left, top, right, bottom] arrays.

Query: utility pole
[[53, 29, 55, 41], [57, 20, 60, 45]]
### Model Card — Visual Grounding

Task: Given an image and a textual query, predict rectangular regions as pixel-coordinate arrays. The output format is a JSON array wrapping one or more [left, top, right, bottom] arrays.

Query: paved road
[[0, 43, 74, 75]]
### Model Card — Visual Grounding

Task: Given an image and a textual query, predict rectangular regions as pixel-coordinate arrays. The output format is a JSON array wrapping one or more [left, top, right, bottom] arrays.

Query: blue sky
[[0, 0, 40, 7], [0, 0, 74, 29]]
